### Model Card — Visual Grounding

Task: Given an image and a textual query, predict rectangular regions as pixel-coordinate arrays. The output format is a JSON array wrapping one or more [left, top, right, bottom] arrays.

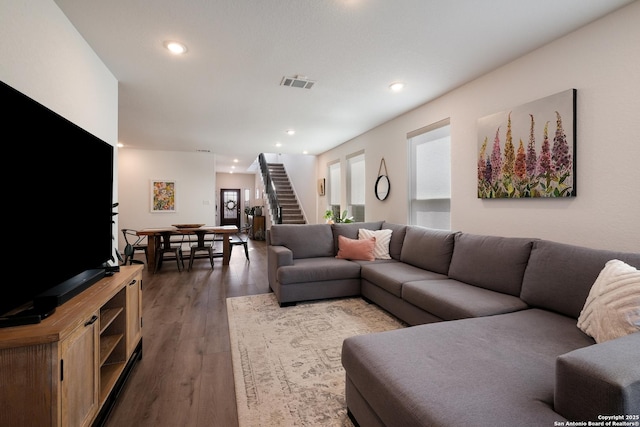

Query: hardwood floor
[[103, 238, 270, 427]]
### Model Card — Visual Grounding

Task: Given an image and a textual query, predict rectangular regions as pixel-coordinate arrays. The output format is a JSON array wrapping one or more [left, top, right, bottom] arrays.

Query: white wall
[[0, 1, 117, 144], [117, 149, 217, 250], [260, 153, 317, 226], [272, 153, 317, 223], [216, 172, 256, 228], [6, 1, 636, 253], [0, 0, 119, 253], [317, 2, 640, 252], [117, 150, 316, 251]]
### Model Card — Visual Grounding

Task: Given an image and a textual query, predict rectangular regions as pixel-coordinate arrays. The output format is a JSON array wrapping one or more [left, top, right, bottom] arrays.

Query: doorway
[[220, 188, 241, 227]]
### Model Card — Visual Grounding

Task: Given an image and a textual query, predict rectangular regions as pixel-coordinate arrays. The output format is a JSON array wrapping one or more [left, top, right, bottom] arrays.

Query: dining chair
[[229, 224, 250, 261], [155, 231, 185, 272], [121, 229, 148, 265], [186, 229, 216, 271]]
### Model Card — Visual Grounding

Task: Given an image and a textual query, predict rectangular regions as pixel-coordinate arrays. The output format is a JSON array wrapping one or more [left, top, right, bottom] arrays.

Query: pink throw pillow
[[336, 235, 376, 261]]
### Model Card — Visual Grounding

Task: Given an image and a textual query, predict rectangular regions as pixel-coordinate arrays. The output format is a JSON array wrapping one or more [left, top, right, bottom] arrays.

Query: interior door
[[220, 189, 241, 227]]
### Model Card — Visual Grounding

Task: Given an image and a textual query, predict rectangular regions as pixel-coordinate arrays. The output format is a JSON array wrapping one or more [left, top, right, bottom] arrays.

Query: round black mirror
[[375, 175, 390, 201]]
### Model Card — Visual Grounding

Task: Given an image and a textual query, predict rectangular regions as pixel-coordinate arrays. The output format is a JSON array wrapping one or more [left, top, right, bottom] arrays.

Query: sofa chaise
[[266, 221, 640, 425]]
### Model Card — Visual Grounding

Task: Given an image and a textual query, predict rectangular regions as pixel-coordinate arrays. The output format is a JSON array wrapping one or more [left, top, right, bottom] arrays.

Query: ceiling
[[54, 0, 633, 174]]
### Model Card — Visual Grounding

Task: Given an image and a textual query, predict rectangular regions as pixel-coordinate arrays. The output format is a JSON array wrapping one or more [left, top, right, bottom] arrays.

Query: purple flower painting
[[477, 89, 576, 198]]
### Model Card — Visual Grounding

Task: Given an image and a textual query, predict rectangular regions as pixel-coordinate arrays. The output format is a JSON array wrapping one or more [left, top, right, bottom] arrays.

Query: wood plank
[[103, 239, 269, 427]]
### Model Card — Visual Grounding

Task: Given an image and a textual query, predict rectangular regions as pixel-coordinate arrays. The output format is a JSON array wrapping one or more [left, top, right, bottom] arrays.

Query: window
[[328, 161, 341, 218], [347, 152, 365, 222], [408, 119, 451, 229]]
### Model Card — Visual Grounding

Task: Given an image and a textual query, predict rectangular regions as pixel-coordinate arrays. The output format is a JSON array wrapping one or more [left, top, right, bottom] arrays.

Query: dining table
[[137, 225, 239, 273]]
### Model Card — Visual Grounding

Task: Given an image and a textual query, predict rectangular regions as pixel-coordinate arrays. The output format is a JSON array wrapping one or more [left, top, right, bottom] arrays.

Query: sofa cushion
[[342, 309, 594, 427], [361, 262, 448, 297], [399, 226, 456, 274], [358, 228, 392, 259], [381, 222, 407, 260], [277, 257, 361, 285], [269, 224, 334, 259], [402, 279, 529, 320], [336, 235, 376, 261], [555, 331, 640, 421], [447, 233, 535, 296], [331, 221, 383, 255], [520, 240, 640, 319], [576, 259, 640, 343]]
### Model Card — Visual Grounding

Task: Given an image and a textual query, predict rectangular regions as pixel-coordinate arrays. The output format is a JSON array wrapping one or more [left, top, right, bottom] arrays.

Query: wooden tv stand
[[0, 265, 143, 427]]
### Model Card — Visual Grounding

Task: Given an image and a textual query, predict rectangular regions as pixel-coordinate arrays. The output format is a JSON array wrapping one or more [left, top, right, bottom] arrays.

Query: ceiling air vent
[[280, 75, 315, 89]]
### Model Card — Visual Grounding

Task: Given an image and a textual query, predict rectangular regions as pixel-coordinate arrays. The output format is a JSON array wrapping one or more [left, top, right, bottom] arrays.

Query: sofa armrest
[[267, 245, 294, 289], [555, 332, 640, 421]]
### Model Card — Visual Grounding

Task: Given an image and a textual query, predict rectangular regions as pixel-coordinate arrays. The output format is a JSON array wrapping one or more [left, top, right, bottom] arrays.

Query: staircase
[[267, 163, 305, 224]]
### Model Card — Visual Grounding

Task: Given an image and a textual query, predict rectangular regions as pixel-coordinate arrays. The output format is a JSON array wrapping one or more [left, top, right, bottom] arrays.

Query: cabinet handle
[[129, 279, 137, 286], [84, 315, 98, 326]]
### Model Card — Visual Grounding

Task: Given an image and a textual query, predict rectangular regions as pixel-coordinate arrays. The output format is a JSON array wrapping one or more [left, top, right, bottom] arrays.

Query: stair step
[[263, 160, 306, 224]]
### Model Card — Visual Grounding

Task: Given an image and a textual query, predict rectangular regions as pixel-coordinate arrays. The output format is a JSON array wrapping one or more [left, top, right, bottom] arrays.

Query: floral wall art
[[477, 89, 576, 198], [151, 179, 177, 212]]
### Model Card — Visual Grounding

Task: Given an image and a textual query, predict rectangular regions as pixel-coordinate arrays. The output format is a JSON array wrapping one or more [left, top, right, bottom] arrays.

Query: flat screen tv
[[0, 80, 114, 321]]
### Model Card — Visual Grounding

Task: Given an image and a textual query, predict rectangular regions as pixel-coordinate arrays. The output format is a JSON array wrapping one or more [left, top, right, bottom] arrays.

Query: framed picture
[[151, 179, 177, 212], [318, 178, 325, 196], [477, 89, 576, 198]]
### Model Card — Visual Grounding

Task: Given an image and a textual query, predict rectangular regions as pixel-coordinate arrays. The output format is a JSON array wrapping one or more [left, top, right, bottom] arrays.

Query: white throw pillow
[[577, 259, 640, 343], [358, 228, 392, 260]]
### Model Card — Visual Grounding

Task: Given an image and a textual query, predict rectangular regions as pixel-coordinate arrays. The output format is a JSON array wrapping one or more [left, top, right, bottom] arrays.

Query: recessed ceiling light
[[389, 82, 405, 92], [233, 159, 238, 163], [117, 142, 124, 148], [163, 40, 187, 55], [302, 150, 308, 155], [275, 142, 282, 147], [285, 129, 295, 135]]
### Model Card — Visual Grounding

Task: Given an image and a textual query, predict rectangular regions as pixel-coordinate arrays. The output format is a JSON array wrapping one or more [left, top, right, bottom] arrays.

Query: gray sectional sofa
[[266, 221, 640, 426]]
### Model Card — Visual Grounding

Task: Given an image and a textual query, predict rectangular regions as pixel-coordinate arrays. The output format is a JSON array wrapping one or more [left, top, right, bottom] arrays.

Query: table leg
[[146, 234, 159, 273], [222, 234, 231, 265]]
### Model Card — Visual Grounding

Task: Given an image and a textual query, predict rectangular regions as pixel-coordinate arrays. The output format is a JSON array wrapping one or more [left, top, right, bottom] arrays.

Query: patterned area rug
[[227, 293, 406, 427]]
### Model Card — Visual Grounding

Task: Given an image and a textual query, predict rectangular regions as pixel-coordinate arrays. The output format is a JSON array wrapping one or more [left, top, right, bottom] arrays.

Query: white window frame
[[347, 151, 365, 222], [408, 119, 451, 230], [328, 160, 341, 217]]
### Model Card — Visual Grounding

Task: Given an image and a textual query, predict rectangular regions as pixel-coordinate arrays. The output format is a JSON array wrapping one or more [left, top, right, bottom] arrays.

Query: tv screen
[[0, 80, 114, 317]]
